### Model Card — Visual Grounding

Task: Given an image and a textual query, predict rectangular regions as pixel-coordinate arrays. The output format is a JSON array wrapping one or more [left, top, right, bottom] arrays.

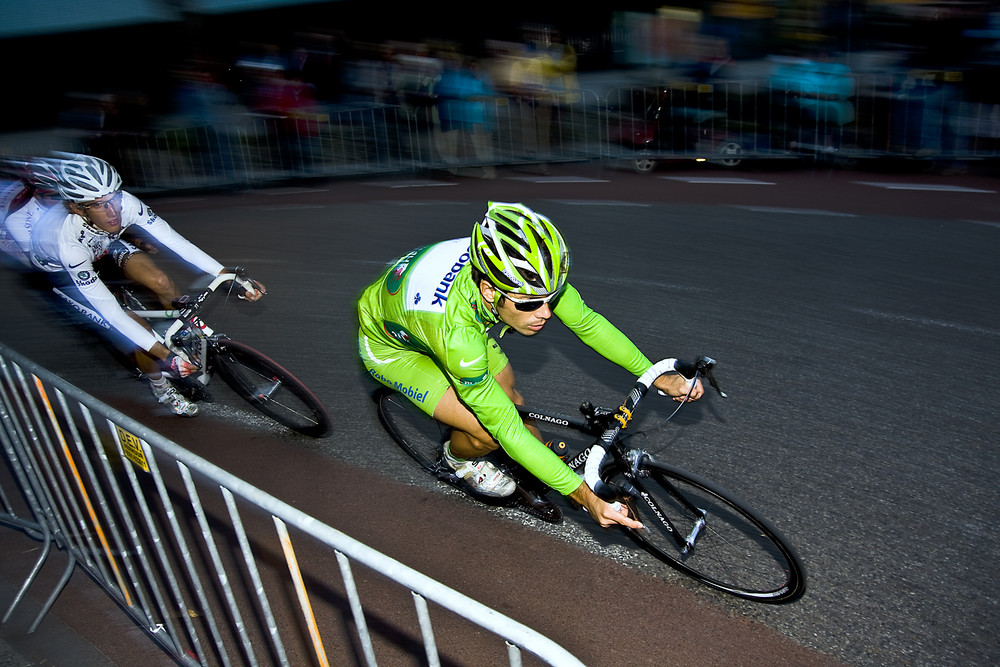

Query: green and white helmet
[[470, 202, 570, 295]]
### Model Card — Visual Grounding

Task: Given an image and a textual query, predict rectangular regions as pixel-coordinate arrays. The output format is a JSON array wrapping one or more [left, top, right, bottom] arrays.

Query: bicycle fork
[[635, 473, 708, 556]]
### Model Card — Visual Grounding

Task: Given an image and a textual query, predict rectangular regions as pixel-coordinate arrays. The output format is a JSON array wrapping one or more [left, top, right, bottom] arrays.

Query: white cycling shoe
[[150, 381, 199, 417], [443, 441, 516, 498]]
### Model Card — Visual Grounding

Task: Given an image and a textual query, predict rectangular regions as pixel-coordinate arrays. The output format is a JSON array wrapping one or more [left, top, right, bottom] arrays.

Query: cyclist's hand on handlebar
[[570, 483, 644, 530], [238, 277, 266, 302], [162, 353, 200, 378], [654, 373, 704, 402], [220, 269, 267, 302]]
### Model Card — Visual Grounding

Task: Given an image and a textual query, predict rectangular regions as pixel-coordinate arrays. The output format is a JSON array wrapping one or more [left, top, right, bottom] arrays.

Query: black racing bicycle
[[376, 356, 806, 603], [108, 269, 332, 438]]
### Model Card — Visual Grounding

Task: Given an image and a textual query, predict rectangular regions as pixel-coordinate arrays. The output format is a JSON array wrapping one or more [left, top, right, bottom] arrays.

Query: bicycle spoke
[[623, 462, 805, 603], [213, 339, 331, 437]]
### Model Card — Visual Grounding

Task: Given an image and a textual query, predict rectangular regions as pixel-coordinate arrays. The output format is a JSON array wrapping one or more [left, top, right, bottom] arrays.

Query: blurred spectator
[[252, 69, 323, 171], [390, 42, 442, 122], [542, 31, 580, 105], [770, 54, 855, 154], [490, 37, 555, 168], [289, 30, 347, 104], [168, 63, 251, 181], [89, 92, 154, 186], [896, 70, 970, 174], [341, 42, 399, 105], [435, 54, 499, 178]]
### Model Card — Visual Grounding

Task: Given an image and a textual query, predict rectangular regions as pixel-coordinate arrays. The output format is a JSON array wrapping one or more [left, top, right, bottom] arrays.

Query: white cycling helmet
[[1, 157, 61, 197], [53, 153, 122, 202]]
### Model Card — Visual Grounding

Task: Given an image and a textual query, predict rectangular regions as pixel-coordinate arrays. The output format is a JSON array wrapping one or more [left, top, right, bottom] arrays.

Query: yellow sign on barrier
[[116, 425, 150, 472]]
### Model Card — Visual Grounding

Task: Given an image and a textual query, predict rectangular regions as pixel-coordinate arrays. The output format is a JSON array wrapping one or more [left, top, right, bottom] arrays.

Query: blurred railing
[[0, 342, 585, 666], [602, 70, 1000, 172], [4, 72, 998, 191]]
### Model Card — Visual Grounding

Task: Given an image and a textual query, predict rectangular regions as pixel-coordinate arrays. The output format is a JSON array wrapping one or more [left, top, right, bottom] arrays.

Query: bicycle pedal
[[514, 488, 562, 523]]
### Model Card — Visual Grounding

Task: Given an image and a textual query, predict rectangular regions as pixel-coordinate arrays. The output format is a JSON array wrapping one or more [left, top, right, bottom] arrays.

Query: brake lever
[[703, 368, 728, 398]]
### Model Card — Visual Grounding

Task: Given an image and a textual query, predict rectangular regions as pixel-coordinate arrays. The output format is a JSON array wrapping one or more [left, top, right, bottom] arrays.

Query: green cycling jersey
[[358, 238, 655, 496]]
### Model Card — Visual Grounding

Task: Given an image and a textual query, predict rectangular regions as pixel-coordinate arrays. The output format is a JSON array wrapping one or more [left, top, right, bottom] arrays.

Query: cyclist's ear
[[478, 279, 498, 304]]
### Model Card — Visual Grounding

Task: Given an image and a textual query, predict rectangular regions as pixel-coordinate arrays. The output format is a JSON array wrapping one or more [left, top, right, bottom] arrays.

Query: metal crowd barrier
[[601, 72, 1000, 172], [0, 342, 585, 667], [87, 89, 605, 192], [5, 73, 999, 192]]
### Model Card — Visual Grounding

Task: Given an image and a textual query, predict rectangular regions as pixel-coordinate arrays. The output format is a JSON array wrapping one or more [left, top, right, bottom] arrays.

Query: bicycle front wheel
[[212, 339, 332, 438], [619, 461, 806, 603]]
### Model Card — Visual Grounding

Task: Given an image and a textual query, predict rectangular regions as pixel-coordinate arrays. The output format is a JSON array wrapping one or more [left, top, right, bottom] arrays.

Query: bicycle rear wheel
[[212, 339, 332, 438], [375, 389, 450, 474], [375, 389, 562, 522], [618, 461, 806, 603]]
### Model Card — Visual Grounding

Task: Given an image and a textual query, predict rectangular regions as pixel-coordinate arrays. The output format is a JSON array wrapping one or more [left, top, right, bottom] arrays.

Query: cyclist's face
[[73, 191, 123, 233], [480, 281, 553, 335]]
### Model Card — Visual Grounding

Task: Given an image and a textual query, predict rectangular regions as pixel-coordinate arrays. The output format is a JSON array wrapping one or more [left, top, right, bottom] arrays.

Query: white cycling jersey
[[28, 190, 225, 352], [0, 181, 46, 267]]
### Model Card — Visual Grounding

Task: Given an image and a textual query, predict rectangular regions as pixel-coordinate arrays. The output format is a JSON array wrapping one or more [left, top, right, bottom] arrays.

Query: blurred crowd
[[56, 24, 582, 137], [13, 2, 999, 181]]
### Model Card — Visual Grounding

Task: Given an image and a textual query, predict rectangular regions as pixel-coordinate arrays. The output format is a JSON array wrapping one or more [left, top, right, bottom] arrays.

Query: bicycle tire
[[375, 389, 450, 474], [616, 460, 806, 603], [211, 338, 332, 438], [375, 389, 562, 523]]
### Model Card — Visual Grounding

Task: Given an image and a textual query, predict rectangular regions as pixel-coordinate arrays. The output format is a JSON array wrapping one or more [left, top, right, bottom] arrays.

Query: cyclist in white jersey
[[0, 160, 60, 267], [3, 154, 266, 416]]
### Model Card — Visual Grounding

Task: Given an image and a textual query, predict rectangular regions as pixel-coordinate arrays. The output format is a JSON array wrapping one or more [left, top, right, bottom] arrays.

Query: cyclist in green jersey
[[358, 202, 703, 529]]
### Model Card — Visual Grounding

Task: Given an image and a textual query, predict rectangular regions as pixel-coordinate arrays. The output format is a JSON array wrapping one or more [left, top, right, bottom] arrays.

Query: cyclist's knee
[[451, 429, 498, 457], [125, 255, 175, 295], [139, 268, 177, 302]]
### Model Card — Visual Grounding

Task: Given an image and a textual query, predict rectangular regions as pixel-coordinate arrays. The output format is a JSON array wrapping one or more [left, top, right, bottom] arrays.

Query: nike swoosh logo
[[69, 261, 86, 269], [459, 354, 485, 368]]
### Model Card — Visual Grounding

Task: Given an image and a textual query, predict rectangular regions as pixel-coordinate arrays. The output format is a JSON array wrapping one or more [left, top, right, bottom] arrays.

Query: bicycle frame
[[379, 356, 804, 601], [52, 268, 333, 437], [124, 272, 242, 386], [516, 357, 716, 554]]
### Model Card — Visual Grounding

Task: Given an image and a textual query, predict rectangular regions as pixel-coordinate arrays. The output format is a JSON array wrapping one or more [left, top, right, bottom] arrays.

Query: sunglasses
[[79, 191, 122, 211], [500, 289, 560, 312]]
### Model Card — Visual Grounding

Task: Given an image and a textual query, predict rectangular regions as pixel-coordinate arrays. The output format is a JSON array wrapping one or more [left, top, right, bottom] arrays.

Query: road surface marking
[[850, 307, 999, 337], [551, 200, 651, 206], [854, 182, 995, 193], [661, 176, 775, 185], [508, 176, 610, 184], [730, 205, 856, 217], [363, 180, 459, 188]]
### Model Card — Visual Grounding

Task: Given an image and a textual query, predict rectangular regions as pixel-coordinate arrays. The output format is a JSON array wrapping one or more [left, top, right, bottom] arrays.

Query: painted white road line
[[254, 205, 328, 211], [730, 205, 856, 217], [384, 200, 470, 206], [257, 187, 332, 195], [850, 307, 1000, 337], [363, 180, 459, 188], [507, 176, 611, 184], [549, 200, 652, 206], [660, 176, 776, 185], [854, 182, 996, 193]]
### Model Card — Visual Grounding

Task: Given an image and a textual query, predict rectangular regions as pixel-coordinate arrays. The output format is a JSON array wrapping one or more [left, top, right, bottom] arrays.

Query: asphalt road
[[1, 161, 998, 666]]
